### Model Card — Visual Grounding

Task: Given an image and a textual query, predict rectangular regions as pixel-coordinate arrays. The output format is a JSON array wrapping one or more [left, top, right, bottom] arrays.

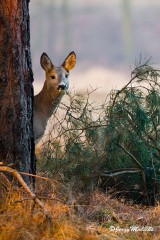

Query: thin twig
[[117, 144, 142, 169]]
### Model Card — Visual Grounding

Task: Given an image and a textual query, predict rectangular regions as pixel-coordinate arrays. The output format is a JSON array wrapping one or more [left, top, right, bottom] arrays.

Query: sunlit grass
[[0, 176, 159, 240]]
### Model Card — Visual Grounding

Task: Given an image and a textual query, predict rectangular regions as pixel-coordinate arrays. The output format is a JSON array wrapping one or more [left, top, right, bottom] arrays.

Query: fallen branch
[[101, 169, 141, 177], [0, 166, 52, 224], [19, 171, 51, 181], [14, 196, 62, 203]]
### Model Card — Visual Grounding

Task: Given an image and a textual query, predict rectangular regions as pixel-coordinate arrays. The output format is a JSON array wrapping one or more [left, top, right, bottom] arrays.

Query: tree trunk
[[0, 0, 35, 184]]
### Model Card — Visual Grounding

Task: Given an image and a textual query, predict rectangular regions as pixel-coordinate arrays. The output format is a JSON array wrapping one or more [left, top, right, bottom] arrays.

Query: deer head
[[40, 51, 76, 98]]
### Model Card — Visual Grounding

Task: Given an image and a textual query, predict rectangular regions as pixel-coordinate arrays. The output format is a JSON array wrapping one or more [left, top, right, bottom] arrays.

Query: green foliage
[[38, 61, 160, 205]]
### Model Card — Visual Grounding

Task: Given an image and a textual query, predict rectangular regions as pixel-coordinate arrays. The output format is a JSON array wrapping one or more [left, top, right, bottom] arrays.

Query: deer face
[[40, 52, 76, 98]]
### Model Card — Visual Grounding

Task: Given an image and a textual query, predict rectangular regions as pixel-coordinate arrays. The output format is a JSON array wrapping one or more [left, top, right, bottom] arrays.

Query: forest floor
[[0, 173, 160, 240]]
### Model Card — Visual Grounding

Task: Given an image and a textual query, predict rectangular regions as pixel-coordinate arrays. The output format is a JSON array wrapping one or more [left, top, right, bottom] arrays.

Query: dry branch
[[101, 169, 141, 177], [0, 166, 52, 224]]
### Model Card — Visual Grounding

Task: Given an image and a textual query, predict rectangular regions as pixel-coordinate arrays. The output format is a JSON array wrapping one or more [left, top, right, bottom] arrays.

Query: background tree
[[0, 0, 35, 183]]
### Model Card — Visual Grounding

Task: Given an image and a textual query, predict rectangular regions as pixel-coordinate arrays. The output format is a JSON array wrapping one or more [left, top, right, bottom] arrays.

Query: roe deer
[[33, 51, 76, 143]]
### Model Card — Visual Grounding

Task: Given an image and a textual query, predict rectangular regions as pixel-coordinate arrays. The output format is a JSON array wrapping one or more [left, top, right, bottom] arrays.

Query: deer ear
[[62, 51, 76, 71], [40, 53, 53, 72]]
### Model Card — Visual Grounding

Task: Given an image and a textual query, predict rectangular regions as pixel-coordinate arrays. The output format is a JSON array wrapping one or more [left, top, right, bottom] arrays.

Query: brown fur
[[33, 52, 76, 142]]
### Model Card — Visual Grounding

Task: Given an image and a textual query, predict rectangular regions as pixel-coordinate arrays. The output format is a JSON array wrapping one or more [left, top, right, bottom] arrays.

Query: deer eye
[[65, 73, 69, 78], [51, 75, 55, 79]]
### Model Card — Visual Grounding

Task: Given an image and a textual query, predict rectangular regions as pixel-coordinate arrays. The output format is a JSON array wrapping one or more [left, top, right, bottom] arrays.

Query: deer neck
[[34, 82, 62, 120]]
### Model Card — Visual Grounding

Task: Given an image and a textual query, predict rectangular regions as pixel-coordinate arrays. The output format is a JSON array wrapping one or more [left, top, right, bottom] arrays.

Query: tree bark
[[0, 0, 35, 183]]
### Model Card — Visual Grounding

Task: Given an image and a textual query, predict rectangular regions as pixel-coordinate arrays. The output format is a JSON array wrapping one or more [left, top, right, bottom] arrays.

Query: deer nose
[[58, 84, 66, 90]]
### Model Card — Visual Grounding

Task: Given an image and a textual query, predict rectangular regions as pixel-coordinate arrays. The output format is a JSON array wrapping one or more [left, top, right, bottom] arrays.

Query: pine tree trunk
[[0, 0, 35, 183]]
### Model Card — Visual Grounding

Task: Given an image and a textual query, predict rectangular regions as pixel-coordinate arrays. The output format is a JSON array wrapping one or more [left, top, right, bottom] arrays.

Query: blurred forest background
[[30, 0, 160, 101]]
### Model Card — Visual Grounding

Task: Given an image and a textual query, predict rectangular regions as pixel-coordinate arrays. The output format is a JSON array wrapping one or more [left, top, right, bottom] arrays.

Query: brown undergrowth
[[0, 173, 160, 240]]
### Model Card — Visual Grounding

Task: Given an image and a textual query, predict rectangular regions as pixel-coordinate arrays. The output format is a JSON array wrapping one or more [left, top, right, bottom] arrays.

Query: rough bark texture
[[0, 0, 35, 183]]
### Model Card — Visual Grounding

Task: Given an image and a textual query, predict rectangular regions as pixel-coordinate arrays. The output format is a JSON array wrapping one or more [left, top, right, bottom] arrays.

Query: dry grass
[[0, 175, 160, 240]]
